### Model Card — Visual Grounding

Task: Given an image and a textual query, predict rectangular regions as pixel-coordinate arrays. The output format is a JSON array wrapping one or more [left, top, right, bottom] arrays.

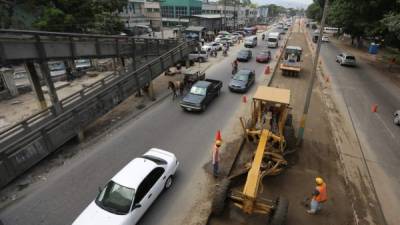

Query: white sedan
[[321, 35, 329, 42], [394, 110, 400, 125], [201, 42, 222, 52], [72, 148, 179, 225]]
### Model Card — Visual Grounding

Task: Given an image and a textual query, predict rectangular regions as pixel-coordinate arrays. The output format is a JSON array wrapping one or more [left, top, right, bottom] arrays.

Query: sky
[[253, 0, 313, 8]]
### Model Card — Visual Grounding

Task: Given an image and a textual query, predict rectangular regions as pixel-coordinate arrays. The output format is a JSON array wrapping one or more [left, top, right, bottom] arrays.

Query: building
[[257, 5, 269, 24], [119, 0, 149, 28], [161, 0, 203, 27], [201, 1, 257, 31], [144, 1, 162, 30]]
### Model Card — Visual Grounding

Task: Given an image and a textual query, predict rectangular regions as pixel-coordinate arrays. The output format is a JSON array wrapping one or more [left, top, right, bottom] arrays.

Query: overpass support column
[[35, 35, 62, 115], [25, 62, 47, 109]]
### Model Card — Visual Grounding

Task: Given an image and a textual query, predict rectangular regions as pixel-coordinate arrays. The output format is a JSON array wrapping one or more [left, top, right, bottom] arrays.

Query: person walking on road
[[212, 140, 221, 177], [307, 177, 328, 214]]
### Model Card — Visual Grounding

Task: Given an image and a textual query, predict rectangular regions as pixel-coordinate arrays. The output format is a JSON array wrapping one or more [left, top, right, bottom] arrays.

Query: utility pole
[[223, 0, 227, 30], [296, 0, 329, 145]]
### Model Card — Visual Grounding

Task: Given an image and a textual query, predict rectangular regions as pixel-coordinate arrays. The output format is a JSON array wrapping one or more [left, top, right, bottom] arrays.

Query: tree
[[32, 0, 127, 34], [306, 2, 322, 21], [267, 4, 286, 18]]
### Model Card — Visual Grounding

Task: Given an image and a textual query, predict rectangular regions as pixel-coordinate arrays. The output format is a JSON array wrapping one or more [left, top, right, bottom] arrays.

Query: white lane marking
[[375, 113, 396, 139]]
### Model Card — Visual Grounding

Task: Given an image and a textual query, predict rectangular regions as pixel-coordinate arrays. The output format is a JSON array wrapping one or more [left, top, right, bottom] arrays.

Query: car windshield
[[239, 51, 249, 56], [268, 38, 277, 42], [95, 181, 135, 215], [346, 56, 355, 60], [233, 72, 249, 82], [190, 86, 207, 96]]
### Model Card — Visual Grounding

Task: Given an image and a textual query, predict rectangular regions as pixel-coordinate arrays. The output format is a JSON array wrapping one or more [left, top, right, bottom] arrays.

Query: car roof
[[111, 157, 157, 189], [286, 46, 302, 51], [195, 80, 211, 88]]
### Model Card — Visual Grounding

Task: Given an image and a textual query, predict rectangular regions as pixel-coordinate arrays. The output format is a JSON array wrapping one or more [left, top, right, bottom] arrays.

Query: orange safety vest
[[313, 183, 327, 202]]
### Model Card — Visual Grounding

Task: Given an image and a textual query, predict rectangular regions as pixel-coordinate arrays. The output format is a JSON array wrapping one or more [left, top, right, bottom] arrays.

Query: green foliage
[[267, 4, 286, 17], [306, 2, 321, 21], [307, 0, 400, 47], [31, 0, 127, 34]]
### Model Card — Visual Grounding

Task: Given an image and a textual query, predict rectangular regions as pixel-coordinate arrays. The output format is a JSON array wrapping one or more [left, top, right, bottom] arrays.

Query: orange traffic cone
[[216, 130, 222, 143], [264, 65, 270, 75], [371, 104, 378, 113]]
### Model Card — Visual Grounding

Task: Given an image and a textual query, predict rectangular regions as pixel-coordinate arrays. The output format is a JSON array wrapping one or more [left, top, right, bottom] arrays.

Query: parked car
[[201, 42, 222, 52], [72, 148, 179, 225], [321, 35, 329, 42], [188, 50, 208, 63], [256, 50, 272, 63], [180, 79, 222, 112], [394, 110, 400, 125], [237, 49, 252, 62], [219, 37, 234, 46], [336, 53, 356, 66], [228, 69, 255, 92]]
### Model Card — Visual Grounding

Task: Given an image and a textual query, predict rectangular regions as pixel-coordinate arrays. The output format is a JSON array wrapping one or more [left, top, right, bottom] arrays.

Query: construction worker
[[307, 177, 328, 214], [212, 140, 221, 177]]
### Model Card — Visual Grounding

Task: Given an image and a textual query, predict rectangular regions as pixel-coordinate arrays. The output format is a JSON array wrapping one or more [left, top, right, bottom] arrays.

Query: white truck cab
[[267, 32, 280, 48]]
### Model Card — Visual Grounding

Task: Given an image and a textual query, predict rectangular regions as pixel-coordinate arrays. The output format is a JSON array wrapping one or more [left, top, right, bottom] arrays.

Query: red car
[[256, 50, 272, 63]]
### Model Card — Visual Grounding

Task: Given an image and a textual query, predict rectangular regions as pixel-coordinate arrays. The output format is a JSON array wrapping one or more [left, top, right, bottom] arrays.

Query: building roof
[[253, 86, 291, 105], [185, 26, 206, 32], [192, 14, 223, 19]]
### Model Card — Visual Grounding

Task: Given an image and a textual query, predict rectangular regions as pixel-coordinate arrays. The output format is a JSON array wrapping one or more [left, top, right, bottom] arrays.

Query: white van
[[267, 32, 279, 48], [244, 36, 257, 48]]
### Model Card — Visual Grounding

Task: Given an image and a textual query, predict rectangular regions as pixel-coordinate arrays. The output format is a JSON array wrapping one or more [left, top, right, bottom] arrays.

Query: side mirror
[[134, 204, 142, 209], [98, 187, 102, 193]]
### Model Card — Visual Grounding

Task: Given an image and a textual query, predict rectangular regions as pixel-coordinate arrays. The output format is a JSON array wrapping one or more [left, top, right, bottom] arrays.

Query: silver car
[[336, 53, 356, 66]]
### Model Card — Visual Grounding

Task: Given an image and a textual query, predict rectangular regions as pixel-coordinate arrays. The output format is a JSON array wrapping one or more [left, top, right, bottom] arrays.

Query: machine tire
[[269, 197, 289, 225], [198, 57, 204, 63], [284, 126, 296, 151], [164, 176, 173, 189], [211, 179, 231, 216]]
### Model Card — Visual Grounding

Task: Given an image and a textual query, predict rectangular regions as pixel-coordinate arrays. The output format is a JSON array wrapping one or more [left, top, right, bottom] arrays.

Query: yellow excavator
[[211, 86, 295, 225]]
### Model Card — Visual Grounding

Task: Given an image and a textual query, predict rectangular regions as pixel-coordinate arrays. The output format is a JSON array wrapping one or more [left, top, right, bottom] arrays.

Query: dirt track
[[208, 22, 355, 225]]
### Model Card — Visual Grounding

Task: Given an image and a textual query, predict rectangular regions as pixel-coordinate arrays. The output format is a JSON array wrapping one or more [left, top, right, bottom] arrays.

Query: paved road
[[307, 29, 400, 224], [0, 28, 284, 225]]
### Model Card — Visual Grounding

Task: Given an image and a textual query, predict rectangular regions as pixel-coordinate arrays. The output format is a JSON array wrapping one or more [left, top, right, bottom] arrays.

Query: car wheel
[[201, 104, 206, 112], [198, 57, 204, 63], [165, 176, 173, 189]]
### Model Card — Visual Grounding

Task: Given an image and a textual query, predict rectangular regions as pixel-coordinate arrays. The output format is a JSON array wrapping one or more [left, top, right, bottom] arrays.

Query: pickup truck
[[188, 50, 208, 63], [180, 79, 222, 112]]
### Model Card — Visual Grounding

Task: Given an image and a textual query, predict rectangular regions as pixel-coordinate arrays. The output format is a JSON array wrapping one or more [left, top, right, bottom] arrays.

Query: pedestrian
[[307, 177, 328, 214], [212, 140, 221, 177]]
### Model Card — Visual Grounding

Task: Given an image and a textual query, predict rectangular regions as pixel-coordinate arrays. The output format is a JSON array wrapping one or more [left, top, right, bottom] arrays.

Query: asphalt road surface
[[0, 28, 284, 225], [309, 29, 400, 224]]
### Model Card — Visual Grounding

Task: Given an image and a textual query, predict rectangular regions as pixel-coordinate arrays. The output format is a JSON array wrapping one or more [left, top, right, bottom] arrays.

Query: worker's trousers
[[310, 199, 322, 213], [213, 162, 219, 177]]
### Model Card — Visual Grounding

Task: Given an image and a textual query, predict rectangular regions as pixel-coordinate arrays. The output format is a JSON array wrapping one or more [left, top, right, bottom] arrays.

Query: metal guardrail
[[0, 29, 178, 63], [0, 40, 195, 188]]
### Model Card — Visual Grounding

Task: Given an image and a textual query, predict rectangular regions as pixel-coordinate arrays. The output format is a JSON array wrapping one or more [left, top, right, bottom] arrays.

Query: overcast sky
[[253, 0, 313, 8]]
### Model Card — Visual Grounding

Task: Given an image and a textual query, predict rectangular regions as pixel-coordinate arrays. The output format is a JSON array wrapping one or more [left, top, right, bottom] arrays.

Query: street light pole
[[296, 0, 329, 145]]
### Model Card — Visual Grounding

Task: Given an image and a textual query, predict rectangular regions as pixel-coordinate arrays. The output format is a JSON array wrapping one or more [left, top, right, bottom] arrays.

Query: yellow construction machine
[[211, 86, 296, 225]]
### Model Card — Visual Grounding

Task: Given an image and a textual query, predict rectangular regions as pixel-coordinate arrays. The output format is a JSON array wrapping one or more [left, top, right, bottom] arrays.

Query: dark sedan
[[228, 69, 255, 92], [237, 49, 252, 62], [256, 50, 271, 63]]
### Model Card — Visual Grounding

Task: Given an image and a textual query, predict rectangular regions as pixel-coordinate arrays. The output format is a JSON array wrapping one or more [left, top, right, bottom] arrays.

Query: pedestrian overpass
[[0, 29, 196, 188]]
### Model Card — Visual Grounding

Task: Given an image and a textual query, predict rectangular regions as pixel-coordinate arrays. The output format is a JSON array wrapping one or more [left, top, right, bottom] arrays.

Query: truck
[[180, 79, 222, 112], [267, 32, 280, 48], [280, 46, 302, 77]]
